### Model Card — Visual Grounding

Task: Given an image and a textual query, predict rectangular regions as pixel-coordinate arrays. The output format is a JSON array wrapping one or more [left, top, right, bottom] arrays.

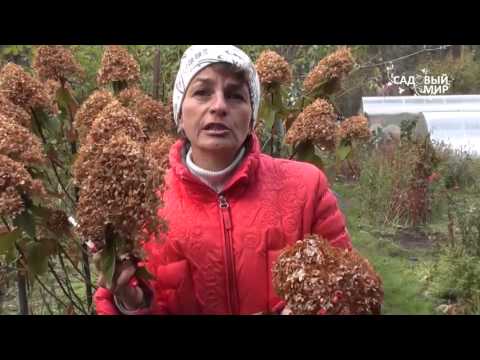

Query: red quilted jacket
[[94, 134, 351, 315]]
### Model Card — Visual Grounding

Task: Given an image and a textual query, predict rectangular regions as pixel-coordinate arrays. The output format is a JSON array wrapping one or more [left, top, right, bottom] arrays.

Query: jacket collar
[[168, 134, 261, 202]]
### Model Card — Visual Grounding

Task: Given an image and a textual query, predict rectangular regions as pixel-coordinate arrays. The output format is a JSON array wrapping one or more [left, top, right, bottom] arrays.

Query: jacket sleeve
[[94, 233, 198, 315], [312, 170, 352, 250]]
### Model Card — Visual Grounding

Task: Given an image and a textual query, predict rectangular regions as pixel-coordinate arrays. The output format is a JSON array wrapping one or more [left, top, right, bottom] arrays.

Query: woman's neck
[[185, 145, 246, 193], [189, 147, 241, 172]]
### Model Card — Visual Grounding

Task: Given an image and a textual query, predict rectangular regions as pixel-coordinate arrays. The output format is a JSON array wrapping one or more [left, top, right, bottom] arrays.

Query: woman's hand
[[95, 255, 147, 311], [281, 306, 292, 315]]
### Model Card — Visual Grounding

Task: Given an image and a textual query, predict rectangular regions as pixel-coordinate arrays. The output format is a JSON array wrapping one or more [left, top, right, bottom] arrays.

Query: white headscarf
[[172, 45, 261, 128]]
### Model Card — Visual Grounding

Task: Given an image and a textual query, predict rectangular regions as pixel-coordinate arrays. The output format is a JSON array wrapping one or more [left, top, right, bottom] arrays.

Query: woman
[[94, 45, 351, 315]]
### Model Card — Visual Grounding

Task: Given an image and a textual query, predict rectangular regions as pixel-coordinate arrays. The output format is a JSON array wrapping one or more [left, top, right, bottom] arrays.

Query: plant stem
[[1, 217, 29, 315], [60, 86, 94, 311], [33, 270, 69, 309], [57, 252, 87, 313], [289, 148, 298, 160], [39, 287, 54, 315], [16, 265, 29, 315], [47, 262, 86, 314], [57, 243, 97, 290], [31, 110, 76, 205]]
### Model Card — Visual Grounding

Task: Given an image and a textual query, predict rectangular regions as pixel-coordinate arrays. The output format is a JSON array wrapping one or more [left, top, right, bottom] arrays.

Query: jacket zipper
[[218, 194, 238, 314]]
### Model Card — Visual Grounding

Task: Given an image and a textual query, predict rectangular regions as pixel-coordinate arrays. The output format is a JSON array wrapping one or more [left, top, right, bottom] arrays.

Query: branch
[[38, 285, 55, 315], [32, 270, 69, 309], [57, 252, 88, 313], [56, 243, 97, 290], [1, 217, 11, 231], [356, 45, 452, 70], [47, 261, 86, 314], [31, 109, 76, 206]]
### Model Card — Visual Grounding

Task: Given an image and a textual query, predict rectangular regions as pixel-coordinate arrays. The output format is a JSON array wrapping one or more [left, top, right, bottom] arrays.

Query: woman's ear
[[177, 113, 187, 137], [177, 113, 183, 133], [249, 116, 255, 132]]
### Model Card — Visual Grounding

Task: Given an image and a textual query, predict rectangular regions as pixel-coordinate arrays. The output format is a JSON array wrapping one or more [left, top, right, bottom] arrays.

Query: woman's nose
[[209, 91, 227, 116]]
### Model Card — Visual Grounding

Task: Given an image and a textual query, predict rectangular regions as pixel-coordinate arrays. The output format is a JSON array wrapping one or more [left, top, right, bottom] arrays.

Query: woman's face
[[180, 65, 252, 158]]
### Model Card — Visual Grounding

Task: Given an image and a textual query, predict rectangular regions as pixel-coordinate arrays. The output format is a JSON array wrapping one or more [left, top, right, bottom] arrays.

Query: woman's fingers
[[111, 260, 137, 293]]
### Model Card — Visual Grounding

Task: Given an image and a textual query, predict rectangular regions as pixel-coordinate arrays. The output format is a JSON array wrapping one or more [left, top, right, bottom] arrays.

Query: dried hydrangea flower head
[[0, 154, 46, 218], [32, 45, 84, 82], [254, 118, 265, 138], [36, 208, 72, 243], [0, 114, 47, 166], [337, 115, 371, 143], [87, 100, 146, 145], [0, 94, 32, 128], [76, 134, 164, 255], [118, 87, 172, 139], [41, 79, 64, 116], [72, 142, 97, 185], [97, 45, 140, 86], [284, 98, 338, 150], [0, 63, 51, 112], [73, 100, 146, 185], [146, 134, 176, 171], [273, 234, 383, 315], [303, 47, 354, 94], [255, 50, 292, 88], [73, 89, 115, 143], [46, 209, 71, 237]]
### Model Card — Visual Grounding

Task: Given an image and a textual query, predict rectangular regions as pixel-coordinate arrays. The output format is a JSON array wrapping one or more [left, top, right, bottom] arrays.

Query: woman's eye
[[193, 89, 210, 97], [229, 93, 245, 101]]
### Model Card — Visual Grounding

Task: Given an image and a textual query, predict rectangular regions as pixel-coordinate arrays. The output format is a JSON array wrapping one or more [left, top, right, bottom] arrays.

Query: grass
[[333, 182, 439, 315]]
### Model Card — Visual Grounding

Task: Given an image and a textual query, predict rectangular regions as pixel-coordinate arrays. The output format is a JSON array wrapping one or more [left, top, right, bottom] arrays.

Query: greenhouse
[[361, 95, 480, 156]]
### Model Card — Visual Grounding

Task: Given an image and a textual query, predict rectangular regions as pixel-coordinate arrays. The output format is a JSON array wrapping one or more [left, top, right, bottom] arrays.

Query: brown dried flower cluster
[[0, 154, 46, 218], [36, 208, 71, 241], [32, 45, 84, 82], [118, 87, 172, 138], [146, 134, 176, 171], [285, 99, 338, 150], [303, 47, 354, 94], [88, 100, 146, 145], [0, 63, 53, 112], [337, 115, 371, 143], [0, 114, 47, 166], [76, 134, 162, 254], [97, 46, 140, 86], [46, 209, 71, 237], [41, 79, 63, 116], [254, 118, 265, 138], [73, 90, 115, 143], [273, 234, 383, 315], [0, 94, 32, 128], [255, 50, 292, 87], [73, 100, 146, 185]]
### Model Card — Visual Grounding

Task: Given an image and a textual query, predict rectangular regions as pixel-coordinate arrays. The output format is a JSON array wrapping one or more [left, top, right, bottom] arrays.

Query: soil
[[392, 228, 447, 250], [375, 228, 446, 250]]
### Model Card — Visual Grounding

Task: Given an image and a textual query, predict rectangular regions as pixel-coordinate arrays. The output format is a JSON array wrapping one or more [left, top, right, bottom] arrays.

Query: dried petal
[[32, 45, 84, 82], [255, 50, 292, 88], [304, 47, 354, 94], [97, 46, 140, 86], [285, 99, 338, 150], [273, 234, 383, 315]]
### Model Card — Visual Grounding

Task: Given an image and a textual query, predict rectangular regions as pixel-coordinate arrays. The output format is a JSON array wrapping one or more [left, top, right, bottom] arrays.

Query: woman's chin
[[198, 137, 236, 151]]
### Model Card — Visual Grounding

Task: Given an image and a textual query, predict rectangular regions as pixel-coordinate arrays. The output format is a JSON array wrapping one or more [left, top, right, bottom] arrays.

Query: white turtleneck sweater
[[185, 146, 246, 193]]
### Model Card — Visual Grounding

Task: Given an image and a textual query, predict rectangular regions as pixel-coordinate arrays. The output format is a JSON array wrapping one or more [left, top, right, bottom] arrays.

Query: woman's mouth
[[202, 123, 230, 136]]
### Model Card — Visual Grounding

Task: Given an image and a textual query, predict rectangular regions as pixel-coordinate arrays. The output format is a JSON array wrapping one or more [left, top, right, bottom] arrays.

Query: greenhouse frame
[[361, 95, 480, 156]]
